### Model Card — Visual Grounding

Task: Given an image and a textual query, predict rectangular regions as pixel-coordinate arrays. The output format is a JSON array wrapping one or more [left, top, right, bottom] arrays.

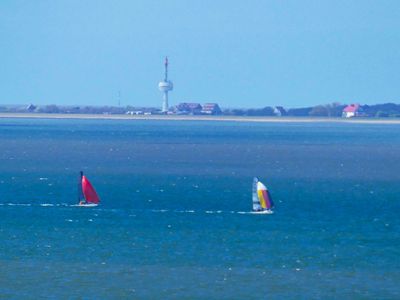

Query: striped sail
[[252, 178, 274, 211]]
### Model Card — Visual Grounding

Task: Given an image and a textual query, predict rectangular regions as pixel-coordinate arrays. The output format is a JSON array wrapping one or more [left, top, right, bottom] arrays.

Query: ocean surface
[[0, 118, 399, 299]]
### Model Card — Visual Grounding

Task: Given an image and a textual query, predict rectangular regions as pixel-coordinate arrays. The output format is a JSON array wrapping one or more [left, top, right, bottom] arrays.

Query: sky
[[0, 0, 399, 108]]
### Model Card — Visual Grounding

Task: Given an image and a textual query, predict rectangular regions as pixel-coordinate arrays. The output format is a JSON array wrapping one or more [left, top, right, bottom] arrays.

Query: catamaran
[[252, 177, 274, 214], [77, 171, 100, 207]]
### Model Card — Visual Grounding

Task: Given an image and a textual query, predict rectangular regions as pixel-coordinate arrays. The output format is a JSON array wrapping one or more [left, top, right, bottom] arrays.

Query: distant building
[[201, 103, 222, 115], [273, 106, 287, 116], [342, 104, 363, 118], [126, 110, 143, 115], [175, 103, 202, 115], [26, 104, 36, 112]]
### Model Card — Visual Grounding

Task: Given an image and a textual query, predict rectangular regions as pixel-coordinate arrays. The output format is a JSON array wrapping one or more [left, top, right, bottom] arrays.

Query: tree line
[[224, 103, 400, 118], [1, 102, 400, 117]]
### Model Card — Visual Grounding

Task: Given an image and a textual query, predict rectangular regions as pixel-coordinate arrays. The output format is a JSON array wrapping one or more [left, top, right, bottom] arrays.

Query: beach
[[1, 112, 400, 124]]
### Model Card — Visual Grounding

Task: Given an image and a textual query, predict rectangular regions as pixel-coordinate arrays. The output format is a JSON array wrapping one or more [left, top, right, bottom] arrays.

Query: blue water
[[0, 118, 399, 299]]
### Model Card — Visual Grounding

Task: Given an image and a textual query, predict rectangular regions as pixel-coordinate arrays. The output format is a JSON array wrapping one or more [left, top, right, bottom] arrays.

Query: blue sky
[[1, 0, 399, 108]]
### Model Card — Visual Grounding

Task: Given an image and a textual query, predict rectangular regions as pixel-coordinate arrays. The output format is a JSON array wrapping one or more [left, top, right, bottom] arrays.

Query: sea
[[0, 118, 399, 299]]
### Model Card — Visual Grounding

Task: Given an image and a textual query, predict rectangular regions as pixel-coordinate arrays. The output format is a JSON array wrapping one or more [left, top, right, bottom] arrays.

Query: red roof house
[[342, 104, 363, 118]]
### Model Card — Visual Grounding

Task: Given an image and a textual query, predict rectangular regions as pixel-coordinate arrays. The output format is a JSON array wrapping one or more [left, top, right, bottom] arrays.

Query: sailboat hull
[[72, 203, 98, 207], [251, 210, 274, 215]]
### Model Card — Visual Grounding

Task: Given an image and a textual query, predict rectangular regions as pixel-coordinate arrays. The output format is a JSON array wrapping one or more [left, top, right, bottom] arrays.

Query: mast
[[252, 177, 261, 211], [78, 171, 84, 203]]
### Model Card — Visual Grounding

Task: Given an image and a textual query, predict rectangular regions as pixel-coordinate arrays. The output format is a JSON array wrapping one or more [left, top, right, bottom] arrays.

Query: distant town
[[2, 58, 400, 119], [1, 102, 400, 118]]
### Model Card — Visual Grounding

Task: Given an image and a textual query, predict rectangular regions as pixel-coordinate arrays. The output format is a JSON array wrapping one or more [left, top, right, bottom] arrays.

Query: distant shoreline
[[1, 112, 400, 124]]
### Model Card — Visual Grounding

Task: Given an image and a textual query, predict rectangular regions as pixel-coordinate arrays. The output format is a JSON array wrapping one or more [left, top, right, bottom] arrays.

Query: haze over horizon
[[1, 1, 399, 108]]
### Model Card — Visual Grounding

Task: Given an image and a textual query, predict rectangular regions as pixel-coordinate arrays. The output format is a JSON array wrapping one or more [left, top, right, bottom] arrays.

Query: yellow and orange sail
[[252, 177, 274, 211]]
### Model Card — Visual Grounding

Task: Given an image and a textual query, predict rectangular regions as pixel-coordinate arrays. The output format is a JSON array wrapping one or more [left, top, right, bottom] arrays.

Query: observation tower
[[158, 57, 173, 112]]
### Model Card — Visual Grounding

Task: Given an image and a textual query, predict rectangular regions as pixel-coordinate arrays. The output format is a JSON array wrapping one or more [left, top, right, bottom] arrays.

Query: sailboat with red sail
[[78, 171, 100, 207]]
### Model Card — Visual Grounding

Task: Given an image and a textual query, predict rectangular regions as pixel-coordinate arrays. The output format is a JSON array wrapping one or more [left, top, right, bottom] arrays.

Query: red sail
[[82, 176, 100, 204]]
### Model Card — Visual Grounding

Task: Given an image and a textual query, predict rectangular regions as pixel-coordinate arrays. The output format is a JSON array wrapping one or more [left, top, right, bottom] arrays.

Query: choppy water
[[0, 118, 399, 299]]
